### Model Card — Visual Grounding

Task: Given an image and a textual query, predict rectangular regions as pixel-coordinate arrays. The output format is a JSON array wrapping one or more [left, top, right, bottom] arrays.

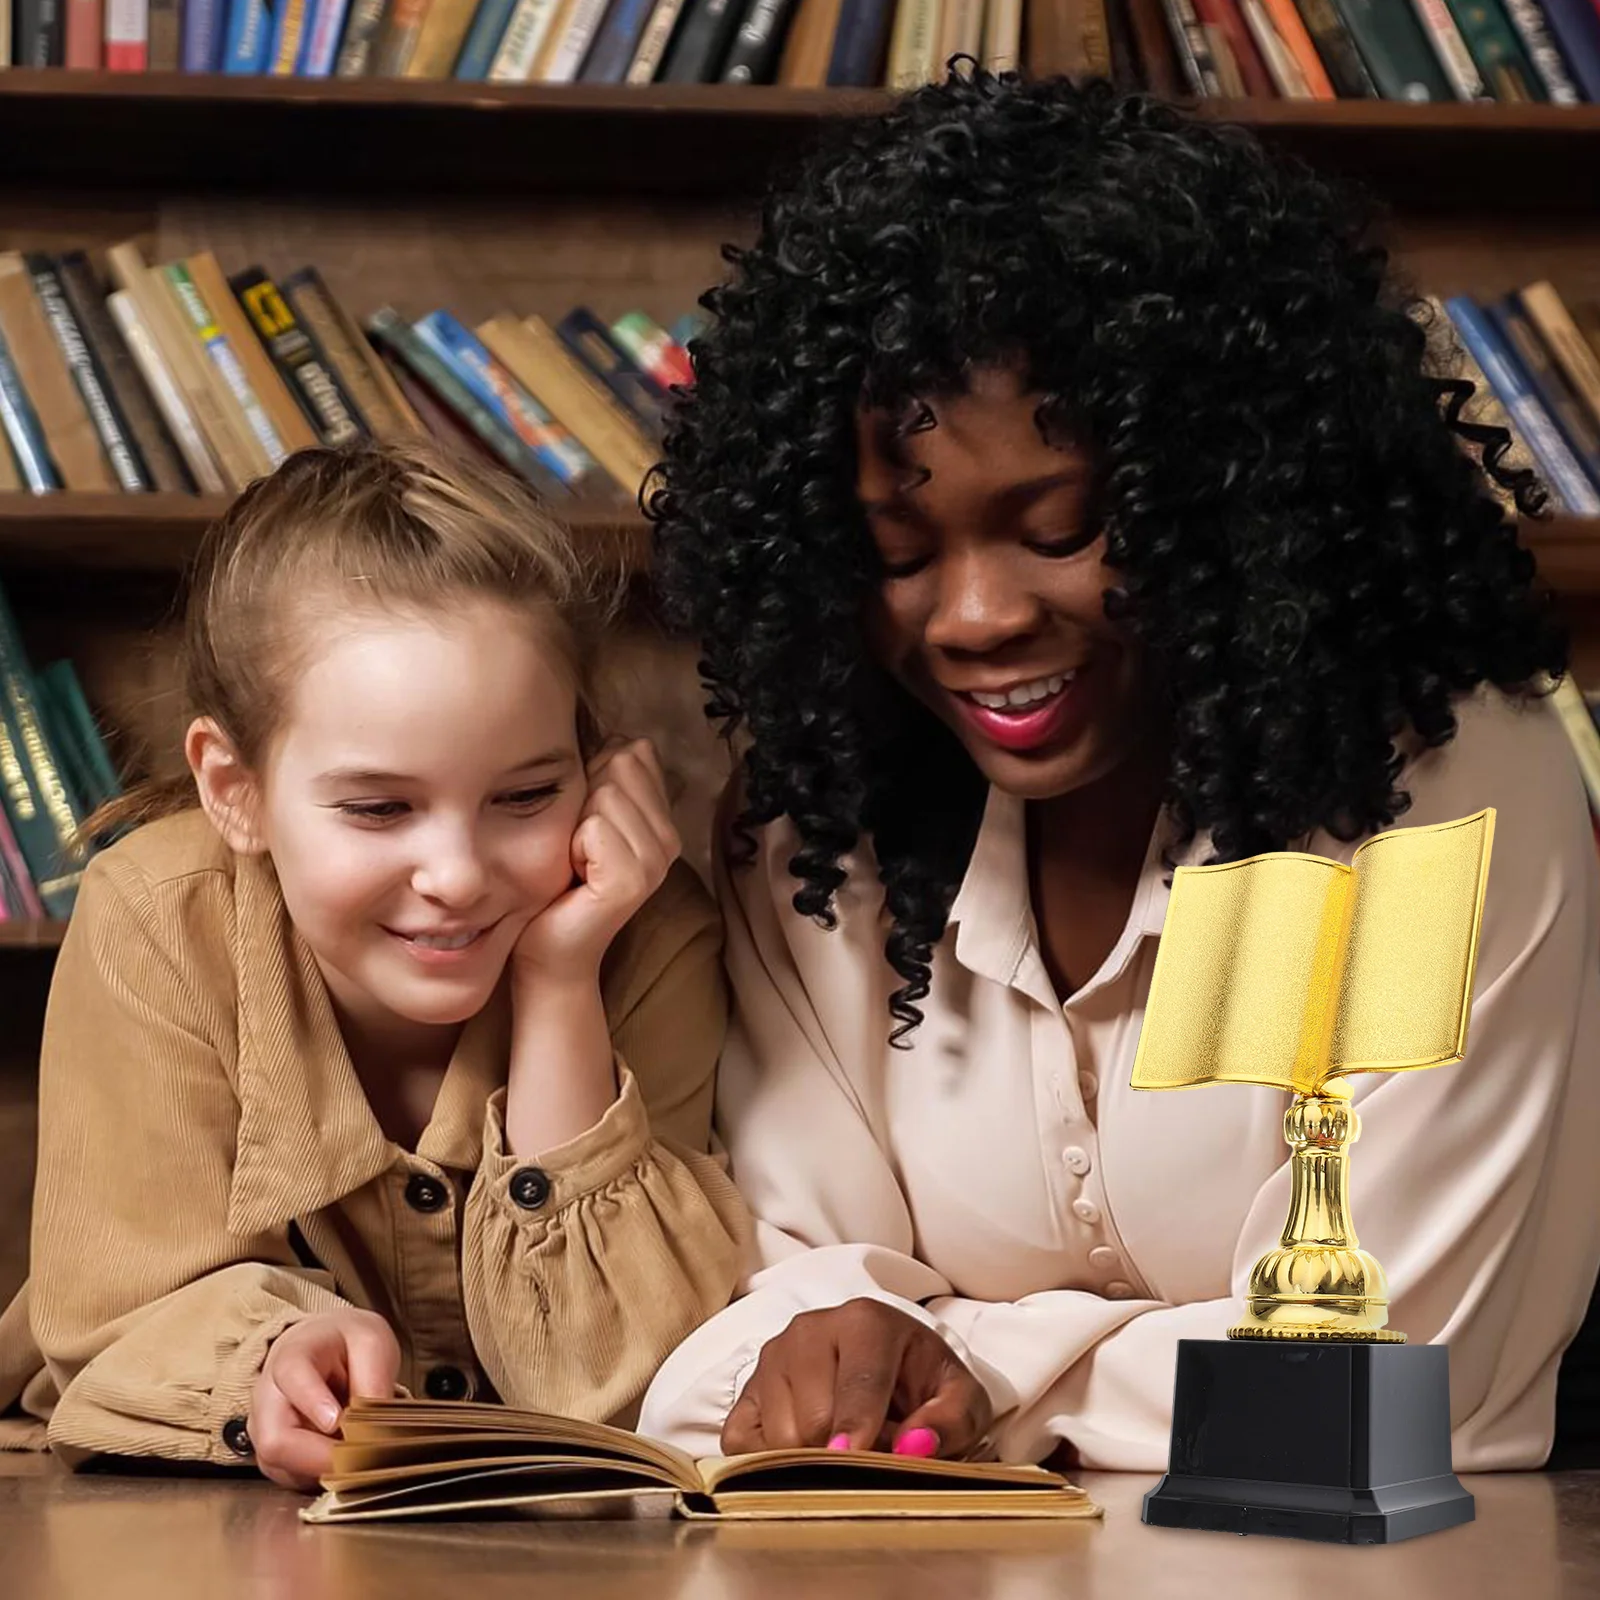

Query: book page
[[1131, 852, 1353, 1094], [696, 1450, 1070, 1494], [1332, 809, 1495, 1075]]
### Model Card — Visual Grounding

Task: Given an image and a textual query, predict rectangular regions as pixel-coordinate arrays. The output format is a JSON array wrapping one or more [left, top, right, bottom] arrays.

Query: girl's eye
[[498, 784, 561, 812], [336, 800, 409, 823]]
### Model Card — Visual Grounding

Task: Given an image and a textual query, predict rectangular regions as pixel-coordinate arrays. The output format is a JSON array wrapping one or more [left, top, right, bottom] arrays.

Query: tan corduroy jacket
[[0, 810, 749, 1468]]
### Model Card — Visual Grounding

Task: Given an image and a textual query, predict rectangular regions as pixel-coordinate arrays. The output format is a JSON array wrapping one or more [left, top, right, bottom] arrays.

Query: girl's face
[[246, 598, 588, 1043], [858, 366, 1153, 802]]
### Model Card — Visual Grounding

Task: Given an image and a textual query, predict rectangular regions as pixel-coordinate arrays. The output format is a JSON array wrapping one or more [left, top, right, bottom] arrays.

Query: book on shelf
[[302, 1397, 1099, 1525]]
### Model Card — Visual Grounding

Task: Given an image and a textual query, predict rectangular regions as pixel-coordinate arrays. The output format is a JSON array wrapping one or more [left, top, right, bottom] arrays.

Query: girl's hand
[[721, 1299, 993, 1459], [513, 738, 680, 988], [247, 1308, 400, 1491]]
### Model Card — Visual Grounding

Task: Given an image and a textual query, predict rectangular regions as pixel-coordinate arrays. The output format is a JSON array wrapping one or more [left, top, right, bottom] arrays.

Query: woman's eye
[[498, 785, 561, 812], [878, 553, 932, 580], [1026, 530, 1097, 559], [336, 800, 409, 823]]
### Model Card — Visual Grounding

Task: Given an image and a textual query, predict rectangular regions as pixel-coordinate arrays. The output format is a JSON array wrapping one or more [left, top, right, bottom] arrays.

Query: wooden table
[[4, 1454, 1599, 1599]]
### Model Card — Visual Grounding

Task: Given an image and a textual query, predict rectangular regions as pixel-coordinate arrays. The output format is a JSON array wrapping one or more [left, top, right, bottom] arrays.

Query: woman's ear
[[185, 717, 267, 855]]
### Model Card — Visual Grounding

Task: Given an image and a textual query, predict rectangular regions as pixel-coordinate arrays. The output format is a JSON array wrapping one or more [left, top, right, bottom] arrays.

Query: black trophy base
[[1141, 1338, 1475, 1545]]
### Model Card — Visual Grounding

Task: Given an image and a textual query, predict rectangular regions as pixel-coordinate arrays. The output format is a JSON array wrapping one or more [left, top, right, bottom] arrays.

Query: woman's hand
[[247, 1308, 400, 1491], [512, 738, 680, 988], [721, 1299, 992, 1459]]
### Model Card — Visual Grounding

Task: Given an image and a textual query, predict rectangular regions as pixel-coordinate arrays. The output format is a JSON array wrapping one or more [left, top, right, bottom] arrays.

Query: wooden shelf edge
[[0, 921, 67, 949]]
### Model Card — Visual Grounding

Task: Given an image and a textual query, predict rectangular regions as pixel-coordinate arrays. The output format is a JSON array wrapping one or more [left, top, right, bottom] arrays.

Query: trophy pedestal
[[1141, 1339, 1475, 1544]]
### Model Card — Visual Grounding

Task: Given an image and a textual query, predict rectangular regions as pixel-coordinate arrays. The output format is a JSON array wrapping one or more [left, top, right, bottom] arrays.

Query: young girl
[[0, 441, 747, 1490], [637, 73, 1600, 1470]]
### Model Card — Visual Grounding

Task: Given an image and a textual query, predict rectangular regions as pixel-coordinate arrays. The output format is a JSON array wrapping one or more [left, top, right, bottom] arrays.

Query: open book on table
[[302, 1398, 1100, 1524]]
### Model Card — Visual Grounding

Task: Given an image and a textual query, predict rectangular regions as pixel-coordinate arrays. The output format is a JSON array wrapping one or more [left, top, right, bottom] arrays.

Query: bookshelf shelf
[[0, 921, 68, 949], [0, 494, 653, 575], [0, 73, 1597, 207]]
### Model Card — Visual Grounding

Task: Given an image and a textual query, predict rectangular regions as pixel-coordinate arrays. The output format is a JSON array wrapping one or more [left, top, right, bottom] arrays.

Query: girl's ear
[[186, 717, 267, 855]]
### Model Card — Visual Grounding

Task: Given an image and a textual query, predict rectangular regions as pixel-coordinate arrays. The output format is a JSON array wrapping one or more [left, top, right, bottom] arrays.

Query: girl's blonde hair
[[99, 440, 617, 836]]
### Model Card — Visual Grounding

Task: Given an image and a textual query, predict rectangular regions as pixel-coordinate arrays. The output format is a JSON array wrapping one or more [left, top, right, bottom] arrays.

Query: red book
[[65, 0, 104, 65], [1192, 0, 1276, 94]]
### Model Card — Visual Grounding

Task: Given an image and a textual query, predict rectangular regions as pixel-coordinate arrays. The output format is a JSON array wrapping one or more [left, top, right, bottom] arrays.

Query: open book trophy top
[[1131, 809, 1496, 1341]]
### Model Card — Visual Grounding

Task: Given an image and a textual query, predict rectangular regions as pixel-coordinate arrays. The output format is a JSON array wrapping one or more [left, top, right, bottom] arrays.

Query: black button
[[405, 1174, 448, 1214], [222, 1417, 253, 1457], [509, 1166, 552, 1210], [425, 1365, 469, 1401]]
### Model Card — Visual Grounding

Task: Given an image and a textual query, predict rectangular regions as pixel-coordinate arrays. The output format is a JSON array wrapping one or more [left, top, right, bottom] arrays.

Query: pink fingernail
[[894, 1427, 939, 1458], [827, 1433, 852, 1451]]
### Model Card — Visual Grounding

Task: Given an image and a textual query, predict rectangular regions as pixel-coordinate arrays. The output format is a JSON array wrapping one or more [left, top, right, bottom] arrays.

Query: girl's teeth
[[412, 931, 476, 951], [970, 673, 1070, 711]]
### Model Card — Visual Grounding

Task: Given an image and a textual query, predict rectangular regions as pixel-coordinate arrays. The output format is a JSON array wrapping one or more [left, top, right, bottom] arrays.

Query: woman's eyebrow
[[861, 468, 1088, 516]]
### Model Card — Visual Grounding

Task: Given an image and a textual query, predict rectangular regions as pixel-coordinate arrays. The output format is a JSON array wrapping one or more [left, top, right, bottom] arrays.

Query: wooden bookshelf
[[0, 75, 1597, 209], [0, 494, 653, 574], [0, 921, 67, 950]]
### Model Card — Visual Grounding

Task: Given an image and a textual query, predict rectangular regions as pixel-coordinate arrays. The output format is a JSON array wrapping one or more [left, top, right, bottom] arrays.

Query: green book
[[1441, 0, 1545, 100], [0, 583, 87, 919], [1330, 0, 1453, 98], [38, 659, 122, 816]]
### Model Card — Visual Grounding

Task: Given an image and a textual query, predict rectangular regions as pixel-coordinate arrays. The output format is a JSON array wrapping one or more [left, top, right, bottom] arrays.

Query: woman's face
[[859, 366, 1151, 802]]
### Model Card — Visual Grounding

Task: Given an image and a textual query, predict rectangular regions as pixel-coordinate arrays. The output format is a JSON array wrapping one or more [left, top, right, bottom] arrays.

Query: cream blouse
[[639, 689, 1600, 1470]]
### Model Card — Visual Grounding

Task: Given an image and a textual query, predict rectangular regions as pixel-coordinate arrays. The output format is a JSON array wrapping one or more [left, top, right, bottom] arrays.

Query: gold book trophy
[[1136, 810, 1494, 1546]]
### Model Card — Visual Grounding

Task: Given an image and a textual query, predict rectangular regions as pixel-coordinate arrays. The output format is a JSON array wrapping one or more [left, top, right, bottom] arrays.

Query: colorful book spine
[[580, 0, 658, 78], [181, 0, 227, 66], [557, 308, 667, 437], [231, 269, 365, 447], [365, 308, 569, 500], [371, 0, 431, 73], [148, 0, 180, 65], [105, 0, 149, 66], [224, 0, 275, 67], [1410, 0, 1485, 98], [38, 660, 121, 816], [0, 584, 87, 920], [412, 311, 594, 488], [0, 802, 45, 920], [1490, 298, 1600, 487], [1498, 0, 1581, 101], [26, 255, 151, 494], [65, 0, 103, 66], [453, 0, 518, 73], [660, 0, 742, 78], [486, 0, 563, 74], [826, 0, 895, 81], [1445, 296, 1600, 515], [164, 263, 286, 468], [1530, 0, 1600, 101], [1329, 0, 1451, 98], [16, 0, 66, 64], [1290, 0, 1375, 95], [0, 326, 61, 495], [1441, 0, 1543, 99], [299, 0, 353, 70], [610, 311, 693, 391], [1160, 0, 1221, 93], [538, 0, 612, 78], [719, 0, 797, 78], [334, 0, 389, 69], [267, 0, 309, 67]]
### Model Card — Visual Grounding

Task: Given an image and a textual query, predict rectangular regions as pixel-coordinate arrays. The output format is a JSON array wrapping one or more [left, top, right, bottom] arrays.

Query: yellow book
[[1521, 281, 1600, 436], [303, 1398, 1098, 1525], [403, 0, 481, 75], [1132, 809, 1495, 1096], [886, 0, 940, 85]]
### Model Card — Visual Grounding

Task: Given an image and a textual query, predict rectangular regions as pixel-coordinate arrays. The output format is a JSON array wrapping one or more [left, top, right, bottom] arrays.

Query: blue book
[[1535, 0, 1600, 100], [411, 311, 595, 489], [1445, 296, 1600, 514], [825, 0, 893, 84], [1490, 296, 1600, 492], [224, 0, 274, 71], [454, 0, 518, 75], [182, 0, 227, 67], [0, 327, 61, 494], [580, 0, 655, 79], [297, 0, 350, 70]]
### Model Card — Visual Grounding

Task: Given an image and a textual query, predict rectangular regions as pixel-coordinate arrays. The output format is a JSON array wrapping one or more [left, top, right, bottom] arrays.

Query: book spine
[[660, 0, 741, 76], [335, 0, 390, 68], [557, 308, 668, 436], [1498, 0, 1581, 100], [297, 0, 350, 68], [0, 801, 45, 920], [610, 311, 693, 390], [105, 0, 149, 65], [582, 0, 657, 76], [39, 659, 121, 811], [1329, 0, 1451, 97], [372, 0, 431, 72], [1444, 297, 1600, 514], [224, 0, 274, 68], [18, 0, 66, 63], [365, 308, 569, 499], [181, 0, 227, 66], [66, 0, 104, 66], [147, 0, 179, 64], [1289, 0, 1374, 94], [412, 311, 593, 487], [25, 255, 150, 492], [720, 0, 797, 78], [1191, 0, 1275, 93], [163, 263, 284, 471], [1531, 0, 1600, 101], [885, 0, 939, 84], [1409, 0, 1485, 97], [1520, 283, 1600, 435], [936, 0, 982, 65], [231, 269, 366, 447], [486, 0, 564, 73], [1440, 0, 1543, 99], [776, 0, 839, 83], [539, 0, 613, 78], [0, 586, 86, 920], [1490, 297, 1600, 486], [404, 0, 480, 73], [1239, 0, 1309, 92], [106, 290, 225, 493], [454, 0, 519, 72], [267, 0, 309, 68], [1551, 677, 1600, 818], [827, 0, 895, 80], [626, 0, 691, 77], [1253, 0, 1333, 92], [978, 0, 1021, 71], [1161, 0, 1221, 92], [0, 327, 62, 494]]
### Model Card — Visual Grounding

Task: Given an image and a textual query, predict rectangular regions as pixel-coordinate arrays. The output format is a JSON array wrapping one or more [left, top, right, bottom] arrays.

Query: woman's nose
[[923, 548, 1041, 655]]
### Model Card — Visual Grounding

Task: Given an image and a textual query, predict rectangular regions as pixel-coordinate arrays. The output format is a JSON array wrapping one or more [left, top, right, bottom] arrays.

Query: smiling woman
[[638, 72, 1600, 1476], [0, 439, 748, 1490]]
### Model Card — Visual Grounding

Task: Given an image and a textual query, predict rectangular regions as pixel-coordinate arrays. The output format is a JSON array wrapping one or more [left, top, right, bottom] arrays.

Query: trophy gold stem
[[1228, 1079, 1405, 1343]]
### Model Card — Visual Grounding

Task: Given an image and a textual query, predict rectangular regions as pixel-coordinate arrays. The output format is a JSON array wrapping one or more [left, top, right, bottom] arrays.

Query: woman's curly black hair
[[648, 69, 1566, 1040]]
